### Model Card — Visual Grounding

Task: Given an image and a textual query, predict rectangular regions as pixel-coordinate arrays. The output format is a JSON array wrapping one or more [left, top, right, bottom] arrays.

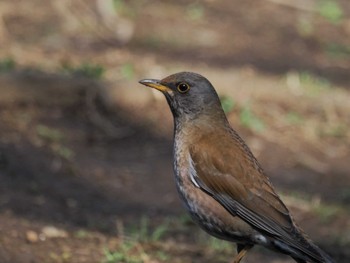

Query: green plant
[[103, 243, 141, 263], [0, 57, 16, 72], [120, 63, 135, 80], [61, 62, 105, 79], [220, 95, 235, 113], [178, 213, 193, 225], [324, 43, 350, 59], [54, 145, 75, 159], [131, 216, 169, 242], [143, 36, 162, 49], [296, 17, 314, 37], [239, 105, 265, 132], [299, 72, 331, 94], [138, 216, 149, 241], [36, 125, 64, 142], [151, 222, 169, 241], [206, 236, 232, 252], [286, 111, 304, 125], [113, 0, 135, 17], [155, 251, 170, 261], [36, 125, 74, 160], [113, 0, 126, 13], [74, 230, 89, 238], [318, 124, 347, 138], [313, 204, 342, 223], [317, 0, 343, 24], [186, 3, 204, 21], [49, 251, 72, 262], [338, 188, 350, 203]]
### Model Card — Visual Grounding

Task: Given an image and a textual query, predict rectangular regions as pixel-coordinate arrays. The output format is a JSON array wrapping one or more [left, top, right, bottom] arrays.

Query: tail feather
[[273, 229, 335, 263], [296, 226, 335, 263], [309, 242, 335, 263]]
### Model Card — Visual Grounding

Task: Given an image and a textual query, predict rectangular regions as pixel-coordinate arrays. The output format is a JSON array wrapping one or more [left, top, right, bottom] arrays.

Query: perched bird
[[139, 72, 335, 263]]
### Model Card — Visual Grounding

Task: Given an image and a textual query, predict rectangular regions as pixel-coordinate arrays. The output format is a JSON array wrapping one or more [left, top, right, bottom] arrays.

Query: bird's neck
[[174, 108, 230, 142]]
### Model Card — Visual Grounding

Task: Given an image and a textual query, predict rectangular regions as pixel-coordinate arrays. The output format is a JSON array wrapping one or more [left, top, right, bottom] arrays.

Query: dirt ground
[[0, 1, 349, 263]]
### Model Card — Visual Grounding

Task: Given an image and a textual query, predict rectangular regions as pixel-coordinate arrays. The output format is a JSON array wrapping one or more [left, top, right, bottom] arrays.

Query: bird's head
[[139, 72, 225, 121]]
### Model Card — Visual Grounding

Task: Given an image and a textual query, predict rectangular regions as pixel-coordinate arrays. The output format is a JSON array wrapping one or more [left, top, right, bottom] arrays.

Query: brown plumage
[[139, 72, 335, 263]]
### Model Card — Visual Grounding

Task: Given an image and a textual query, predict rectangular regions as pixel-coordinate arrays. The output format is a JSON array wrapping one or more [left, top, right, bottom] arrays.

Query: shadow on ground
[[0, 70, 348, 263]]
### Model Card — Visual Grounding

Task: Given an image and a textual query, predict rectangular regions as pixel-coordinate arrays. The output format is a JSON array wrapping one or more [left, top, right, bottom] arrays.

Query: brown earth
[[0, 1, 349, 263]]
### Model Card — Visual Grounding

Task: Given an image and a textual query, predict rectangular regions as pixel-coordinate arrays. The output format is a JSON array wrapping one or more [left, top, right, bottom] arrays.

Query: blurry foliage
[[196, 231, 233, 262], [220, 95, 235, 113], [113, 0, 136, 17], [155, 251, 170, 261], [205, 236, 233, 253], [313, 204, 342, 223], [281, 191, 345, 225], [103, 244, 142, 263], [299, 72, 331, 94], [104, 215, 236, 262], [151, 222, 170, 242], [317, 0, 343, 24], [239, 105, 265, 132], [339, 188, 350, 203], [36, 124, 74, 160], [103, 216, 172, 263], [74, 230, 89, 239], [285, 111, 304, 125], [296, 17, 314, 37], [113, 0, 126, 13], [318, 124, 347, 138], [103, 242, 171, 263], [36, 125, 64, 142], [178, 213, 193, 226], [61, 62, 105, 79], [49, 251, 72, 262], [138, 216, 150, 241], [53, 144, 75, 160], [131, 216, 169, 242], [186, 3, 205, 21], [120, 63, 135, 80], [324, 43, 350, 59], [0, 57, 16, 72]]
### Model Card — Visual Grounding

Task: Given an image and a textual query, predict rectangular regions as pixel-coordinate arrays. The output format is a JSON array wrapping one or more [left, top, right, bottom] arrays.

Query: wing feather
[[188, 135, 325, 262]]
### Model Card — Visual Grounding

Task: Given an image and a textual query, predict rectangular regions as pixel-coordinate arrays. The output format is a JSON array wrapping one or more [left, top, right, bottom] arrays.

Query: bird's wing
[[188, 134, 324, 261]]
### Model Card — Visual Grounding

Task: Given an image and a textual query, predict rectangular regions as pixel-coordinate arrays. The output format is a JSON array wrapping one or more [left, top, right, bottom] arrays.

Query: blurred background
[[0, 0, 349, 262]]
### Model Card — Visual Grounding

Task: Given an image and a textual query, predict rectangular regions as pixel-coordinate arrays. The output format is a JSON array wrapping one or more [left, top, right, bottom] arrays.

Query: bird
[[139, 72, 335, 263]]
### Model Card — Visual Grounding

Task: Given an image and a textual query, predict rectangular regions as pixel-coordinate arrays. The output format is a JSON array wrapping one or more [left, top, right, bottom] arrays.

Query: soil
[[0, 1, 349, 263]]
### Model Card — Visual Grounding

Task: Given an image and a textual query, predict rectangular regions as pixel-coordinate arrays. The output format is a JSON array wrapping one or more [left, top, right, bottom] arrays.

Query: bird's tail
[[308, 241, 335, 263], [273, 222, 335, 263]]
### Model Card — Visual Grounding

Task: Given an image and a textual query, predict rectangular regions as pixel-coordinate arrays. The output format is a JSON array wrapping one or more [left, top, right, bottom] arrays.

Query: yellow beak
[[139, 79, 172, 93]]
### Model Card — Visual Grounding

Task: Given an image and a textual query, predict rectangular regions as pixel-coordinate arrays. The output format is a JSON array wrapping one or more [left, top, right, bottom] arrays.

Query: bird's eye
[[177, 83, 190, 93]]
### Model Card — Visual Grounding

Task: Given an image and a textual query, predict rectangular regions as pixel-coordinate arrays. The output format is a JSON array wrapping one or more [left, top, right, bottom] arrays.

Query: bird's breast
[[173, 131, 256, 243]]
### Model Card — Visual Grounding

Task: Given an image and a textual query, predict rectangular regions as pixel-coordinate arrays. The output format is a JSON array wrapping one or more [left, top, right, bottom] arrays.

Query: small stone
[[26, 230, 39, 243], [41, 226, 68, 239]]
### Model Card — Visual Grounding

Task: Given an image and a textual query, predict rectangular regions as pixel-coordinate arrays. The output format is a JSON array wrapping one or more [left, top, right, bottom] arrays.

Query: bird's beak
[[139, 79, 172, 93]]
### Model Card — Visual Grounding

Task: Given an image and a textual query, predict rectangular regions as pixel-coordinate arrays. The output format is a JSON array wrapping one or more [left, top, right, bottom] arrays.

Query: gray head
[[139, 72, 225, 120]]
